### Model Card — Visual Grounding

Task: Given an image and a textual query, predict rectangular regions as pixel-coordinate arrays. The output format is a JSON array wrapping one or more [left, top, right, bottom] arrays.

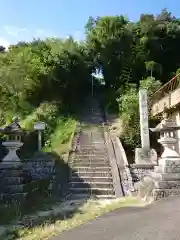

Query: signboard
[[34, 122, 46, 130]]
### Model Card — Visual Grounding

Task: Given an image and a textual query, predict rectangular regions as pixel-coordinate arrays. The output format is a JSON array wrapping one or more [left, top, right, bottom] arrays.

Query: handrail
[[151, 73, 180, 104]]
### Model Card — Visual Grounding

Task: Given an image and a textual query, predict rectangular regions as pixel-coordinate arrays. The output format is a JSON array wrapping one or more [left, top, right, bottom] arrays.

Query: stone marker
[[135, 89, 157, 165], [139, 89, 150, 149]]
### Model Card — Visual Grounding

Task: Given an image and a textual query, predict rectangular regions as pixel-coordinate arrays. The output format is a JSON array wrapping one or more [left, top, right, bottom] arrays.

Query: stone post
[[139, 89, 150, 149], [135, 89, 157, 165]]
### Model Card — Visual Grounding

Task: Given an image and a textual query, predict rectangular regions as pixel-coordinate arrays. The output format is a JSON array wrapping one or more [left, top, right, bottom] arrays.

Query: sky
[[0, 0, 180, 48]]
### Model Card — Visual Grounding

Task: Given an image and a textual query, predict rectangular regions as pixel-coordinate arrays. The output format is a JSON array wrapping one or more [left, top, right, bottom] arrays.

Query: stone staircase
[[67, 127, 116, 199]]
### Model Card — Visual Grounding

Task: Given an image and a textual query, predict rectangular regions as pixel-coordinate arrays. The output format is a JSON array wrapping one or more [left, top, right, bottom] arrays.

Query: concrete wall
[[151, 86, 180, 154], [151, 88, 180, 116], [171, 110, 180, 154]]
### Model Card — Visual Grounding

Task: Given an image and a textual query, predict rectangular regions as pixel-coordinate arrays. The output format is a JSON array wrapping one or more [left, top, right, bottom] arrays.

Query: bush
[[20, 102, 77, 156], [119, 88, 140, 149], [119, 77, 161, 151]]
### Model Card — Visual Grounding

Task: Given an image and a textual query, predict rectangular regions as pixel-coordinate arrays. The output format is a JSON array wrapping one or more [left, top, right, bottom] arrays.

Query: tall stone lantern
[[150, 112, 180, 160], [0, 117, 29, 203], [0, 117, 25, 164], [137, 112, 180, 201]]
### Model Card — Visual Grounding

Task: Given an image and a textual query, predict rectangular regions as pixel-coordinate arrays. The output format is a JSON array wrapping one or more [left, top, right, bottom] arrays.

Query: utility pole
[[92, 75, 94, 97]]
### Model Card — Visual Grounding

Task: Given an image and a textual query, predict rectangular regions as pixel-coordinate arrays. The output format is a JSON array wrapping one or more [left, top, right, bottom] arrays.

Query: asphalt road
[[50, 196, 180, 240]]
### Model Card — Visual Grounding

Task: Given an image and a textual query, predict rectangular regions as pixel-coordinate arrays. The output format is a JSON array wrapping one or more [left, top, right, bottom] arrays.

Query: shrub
[[20, 102, 77, 156], [119, 88, 140, 149], [119, 77, 161, 151]]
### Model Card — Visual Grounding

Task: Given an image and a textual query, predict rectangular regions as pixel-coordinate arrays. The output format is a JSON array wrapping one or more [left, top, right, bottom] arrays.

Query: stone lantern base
[[0, 162, 28, 203], [136, 139, 180, 201], [135, 113, 180, 201]]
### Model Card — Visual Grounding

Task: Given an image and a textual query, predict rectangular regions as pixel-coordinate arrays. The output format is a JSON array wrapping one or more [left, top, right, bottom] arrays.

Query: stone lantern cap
[[0, 117, 25, 136], [150, 112, 180, 133]]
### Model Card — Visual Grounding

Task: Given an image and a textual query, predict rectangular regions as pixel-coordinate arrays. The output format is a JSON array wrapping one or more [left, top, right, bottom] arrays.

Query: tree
[[145, 61, 162, 77], [85, 15, 131, 89], [0, 46, 5, 52]]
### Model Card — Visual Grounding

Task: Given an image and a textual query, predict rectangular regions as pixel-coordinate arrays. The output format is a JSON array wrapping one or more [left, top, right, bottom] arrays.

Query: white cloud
[[1, 25, 84, 46], [35, 29, 47, 37], [73, 31, 83, 41], [65, 31, 84, 42], [4, 25, 28, 37], [0, 38, 9, 49], [3, 25, 52, 42]]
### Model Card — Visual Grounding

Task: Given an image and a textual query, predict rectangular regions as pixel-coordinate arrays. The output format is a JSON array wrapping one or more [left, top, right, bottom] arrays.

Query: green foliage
[[119, 88, 140, 149], [0, 179, 55, 225], [0, 8, 180, 156], [43, 117, 77, 154], [119, 77, 162, 149], [140, 77, 161, 97], [0, 38, 91, 121], [21, 102, 77, 156]]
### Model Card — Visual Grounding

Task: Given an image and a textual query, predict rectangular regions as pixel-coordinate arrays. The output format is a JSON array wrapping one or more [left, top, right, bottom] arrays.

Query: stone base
[[137, 174, 180, 201], [130, 164, 155, 182], [151, 172, 180, 181], [0, 184, 25, 193], [0, 176, 23, 185], [153, 189, 180, 201], [135, 148, 157, 165], [0, 162, 29, 203], [0, 162, 23, 169], [0, 192, 27, 203], [154, 180, 180, 189]]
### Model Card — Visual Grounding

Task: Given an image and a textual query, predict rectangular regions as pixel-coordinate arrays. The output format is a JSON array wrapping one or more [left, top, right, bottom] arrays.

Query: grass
[[3, 197, 147, 240], [44, 117, 77, 155], [0, 191, 59, 226]]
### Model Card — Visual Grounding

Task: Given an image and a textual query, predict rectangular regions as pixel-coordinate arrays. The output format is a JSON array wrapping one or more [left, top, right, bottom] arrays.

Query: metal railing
[[151, 73, 180, 105]]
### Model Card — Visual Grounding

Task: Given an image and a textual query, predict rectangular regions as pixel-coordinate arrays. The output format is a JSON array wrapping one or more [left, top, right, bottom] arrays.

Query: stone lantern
[[150, 111, 180, 160], [137, 112, 180, 201], [0, 117, 30, 203], [0, 117, 25, 164]]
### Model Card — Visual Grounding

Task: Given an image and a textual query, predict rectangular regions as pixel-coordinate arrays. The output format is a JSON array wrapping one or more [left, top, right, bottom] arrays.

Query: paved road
[[50, 196, 180, 240]]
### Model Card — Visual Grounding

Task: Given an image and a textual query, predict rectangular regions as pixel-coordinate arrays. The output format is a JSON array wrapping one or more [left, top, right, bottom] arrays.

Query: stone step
[[78, 146, 106, 150], [69, 155, 108, 159], [155, 180, 180, 189], [71, 176, 113, 183], [0, 184, 25, 193], [0, 169, 23, 177], [73, 154, 108, 158], [67, 193, 116, 200], [69, 187, 115, 195], [72, 166, 112, 172], [0, 176, 24, 185], [68, 182, 114, 188], [70, 149, 105, 153], [71, 171, 112, 178], [72, 154, 107, 157], [69, 157, 109, 162], [68, 157, 109, 162], [0, 192, 27, 203], [70, 163, 110, 168], [69, 161, 110, 166]]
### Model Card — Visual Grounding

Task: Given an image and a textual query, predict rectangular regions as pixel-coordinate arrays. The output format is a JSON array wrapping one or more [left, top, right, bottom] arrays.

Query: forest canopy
[[0, 8, 179, 123]]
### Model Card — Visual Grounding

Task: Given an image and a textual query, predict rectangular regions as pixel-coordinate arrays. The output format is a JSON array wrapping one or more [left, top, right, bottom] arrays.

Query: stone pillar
[[135, 89, 157, 165], [139, 89, 150, 149]]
